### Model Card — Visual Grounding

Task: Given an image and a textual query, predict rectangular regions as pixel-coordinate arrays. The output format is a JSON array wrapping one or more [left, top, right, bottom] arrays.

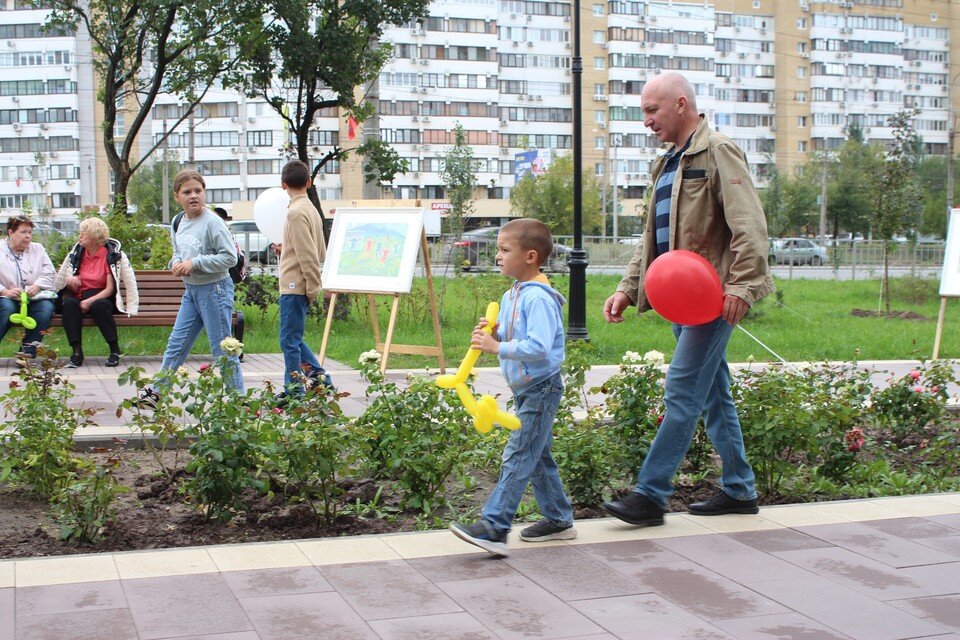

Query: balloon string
[[735, 325, 802, 374]]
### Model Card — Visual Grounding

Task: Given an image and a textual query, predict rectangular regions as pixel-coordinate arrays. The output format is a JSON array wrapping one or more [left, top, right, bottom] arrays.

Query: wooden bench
[[49, 270, 245, 345]]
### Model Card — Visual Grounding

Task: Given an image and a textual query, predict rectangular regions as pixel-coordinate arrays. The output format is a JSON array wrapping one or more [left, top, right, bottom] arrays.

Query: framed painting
[[322, 207, 424, 293]]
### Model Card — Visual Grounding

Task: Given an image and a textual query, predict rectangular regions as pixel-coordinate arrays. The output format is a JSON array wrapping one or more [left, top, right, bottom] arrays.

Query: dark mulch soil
[[851, 308, 927, 320], [0, 450, 791, 559]]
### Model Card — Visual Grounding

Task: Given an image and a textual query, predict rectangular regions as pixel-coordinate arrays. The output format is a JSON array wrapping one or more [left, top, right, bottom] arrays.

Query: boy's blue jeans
[[0, 297, 55, 355], [636, 317, 756, 508], [279, 294, 323, 393], [482, 372, 574, 533], [159, 277, 244, 392]]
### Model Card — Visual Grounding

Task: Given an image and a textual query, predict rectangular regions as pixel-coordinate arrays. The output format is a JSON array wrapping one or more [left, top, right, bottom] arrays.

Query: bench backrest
[[133, 270, 186, 314]]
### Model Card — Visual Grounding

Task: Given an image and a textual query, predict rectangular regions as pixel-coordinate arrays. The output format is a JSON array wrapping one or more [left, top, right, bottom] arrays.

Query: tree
[[43, 0, 267, 215], [241, 0, 429, 230], [916, 156, 953, 239], [439, 123, 476, 272], [509, 154, 604, 235], [867, 109, 924, 314], [828, 129, 880, 238], [127, 155, 182, 222]]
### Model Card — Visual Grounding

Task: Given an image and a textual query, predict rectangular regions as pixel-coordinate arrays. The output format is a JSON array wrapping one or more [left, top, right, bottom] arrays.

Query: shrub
[[51, 456, 129, 543], [354, 354, 478, 514]]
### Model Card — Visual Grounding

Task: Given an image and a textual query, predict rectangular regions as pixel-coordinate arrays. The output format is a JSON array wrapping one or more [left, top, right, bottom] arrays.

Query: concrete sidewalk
[[2, 355, 958, 443], [2, 493, 960, 639]]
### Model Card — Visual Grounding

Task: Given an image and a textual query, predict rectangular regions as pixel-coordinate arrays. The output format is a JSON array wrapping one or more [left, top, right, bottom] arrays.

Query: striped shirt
[[653, 137, 692, 257]]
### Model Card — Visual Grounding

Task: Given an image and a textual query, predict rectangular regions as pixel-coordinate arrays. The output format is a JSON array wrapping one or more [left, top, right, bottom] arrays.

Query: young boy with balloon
[[449, 218, 576, 557]]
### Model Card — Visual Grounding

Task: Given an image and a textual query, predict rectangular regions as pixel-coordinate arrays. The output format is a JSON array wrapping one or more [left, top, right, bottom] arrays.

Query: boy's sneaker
[[519, 519, 578, 542], [449, 521, 509, 557], [105, 352, 121, 368], [134, 388, 160, 411]]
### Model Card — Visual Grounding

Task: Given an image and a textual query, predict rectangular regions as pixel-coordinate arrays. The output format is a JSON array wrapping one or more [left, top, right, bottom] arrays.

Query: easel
[[932, 208, 960, 359], [318, 227, 445, 374]]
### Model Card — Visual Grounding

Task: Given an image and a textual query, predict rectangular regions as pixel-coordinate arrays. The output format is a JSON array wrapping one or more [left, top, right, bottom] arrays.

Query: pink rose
[[909, 370, 921, 380], [657, 415, 664, 425], [914, 386, 923, 393], [932, 385, 940, 393], [199, 363, 211, 372]]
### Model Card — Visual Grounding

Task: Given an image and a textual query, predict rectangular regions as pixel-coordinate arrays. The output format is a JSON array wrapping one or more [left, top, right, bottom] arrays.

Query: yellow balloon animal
[[9, 292, 37, 330], [436, 302, 520, 434]]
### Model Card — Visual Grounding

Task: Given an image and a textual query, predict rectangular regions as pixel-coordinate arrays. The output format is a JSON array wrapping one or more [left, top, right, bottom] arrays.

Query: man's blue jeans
[[635, 317, 757, 509], [482, 372, 574, 533], [159, 277, 244, 392], [0, 297, 55, 355], [279, 294, 323, 393]]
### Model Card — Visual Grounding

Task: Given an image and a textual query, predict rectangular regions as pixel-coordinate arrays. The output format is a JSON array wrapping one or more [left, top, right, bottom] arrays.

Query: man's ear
[[280, 181, 289, 191], [305, 178, 313, 189]]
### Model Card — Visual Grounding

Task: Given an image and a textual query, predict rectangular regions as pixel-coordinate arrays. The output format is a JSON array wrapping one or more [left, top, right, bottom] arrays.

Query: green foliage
[[553, 341, 618, 505], [593, 352, 666, 482], [257, 386, 355, 525], [509, 154, 604, 235], [868, 360, 957, 445], [0, 348, 96, 497], [440, 123, 477, 243], [52, 457, 130, 543], [127, 156, 183, 223], [240, 273, 280, 322], [354, 359, 477, 514]]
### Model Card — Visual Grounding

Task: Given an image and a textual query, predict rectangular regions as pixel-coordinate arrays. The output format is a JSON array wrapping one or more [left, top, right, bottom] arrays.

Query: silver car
[[769, 238, 828, 266]]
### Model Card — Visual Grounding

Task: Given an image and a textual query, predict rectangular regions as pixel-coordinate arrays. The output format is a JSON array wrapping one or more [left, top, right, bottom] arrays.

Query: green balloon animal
[[9, 291, 37, 330]]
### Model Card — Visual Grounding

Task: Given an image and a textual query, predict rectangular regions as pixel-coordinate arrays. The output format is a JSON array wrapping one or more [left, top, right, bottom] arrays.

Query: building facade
[[0, 0, 956, 225]]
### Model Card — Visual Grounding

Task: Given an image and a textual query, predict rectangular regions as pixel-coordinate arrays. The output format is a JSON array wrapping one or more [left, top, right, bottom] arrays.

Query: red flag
[[347, 115, 357, 140]]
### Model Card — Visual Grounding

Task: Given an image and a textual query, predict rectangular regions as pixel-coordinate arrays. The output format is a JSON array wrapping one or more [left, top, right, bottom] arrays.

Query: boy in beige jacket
[[276, 159, 331, 398]]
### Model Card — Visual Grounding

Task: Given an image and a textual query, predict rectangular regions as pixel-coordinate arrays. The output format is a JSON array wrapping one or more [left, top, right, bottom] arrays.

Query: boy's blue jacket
[[496, 274, 566, 394]]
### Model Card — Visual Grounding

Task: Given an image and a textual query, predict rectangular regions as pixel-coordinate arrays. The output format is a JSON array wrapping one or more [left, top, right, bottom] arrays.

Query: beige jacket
[[617, 116, 775, 313], [278, 194, 326, 301]]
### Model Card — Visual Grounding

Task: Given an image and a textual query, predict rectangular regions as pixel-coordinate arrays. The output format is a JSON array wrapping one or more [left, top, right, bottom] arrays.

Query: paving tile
[[569, 593, 734, 639], [124, 573, 253, 640], [152, 634, 261, 640], [750, 574, 945, 640], [296, 536, 401, 565], [914, 535, 960, 558], [16, 608, 139, 640], [868, 497, 960, 518], [0, 562, 11, 589], [321, 560, 461, 621], [16, 580, 128, 615], [889, 594, 960, 633], [575, 538, 687, 569], [927, 514, 960, 531], [796, 522, 958, 568], [864, 517, 960, 540], [654, 534, 812, 585], [757, 505, 848, 527], [367, 611, 499, 639], [207, 542, 310, 572], [239, 592, 377, 640], [605, 558, 785, 622], [407, 553, 518, 583], [15, 554, 119, 587], [382, 529, 492, 559], [0, 588, 13, 640], [438, 574, 603, 639], [773, 547, 928, 600], [502, 546, 648, 601], [681, 513, 783, 534], [813, 500, 904, 522], [728, 528, 836, 553], [114, 547, 218, 579], [221, 566, 333, 598], [897, 562, 960, 599], [711, 612, 856, 639]]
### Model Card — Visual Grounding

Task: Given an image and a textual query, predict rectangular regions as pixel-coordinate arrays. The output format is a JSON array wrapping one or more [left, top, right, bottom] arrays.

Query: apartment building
[[0, 0, 956, 224]]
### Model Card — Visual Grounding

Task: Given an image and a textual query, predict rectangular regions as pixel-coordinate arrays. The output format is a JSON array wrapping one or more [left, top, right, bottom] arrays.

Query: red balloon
[[644, 250, 723, 325]]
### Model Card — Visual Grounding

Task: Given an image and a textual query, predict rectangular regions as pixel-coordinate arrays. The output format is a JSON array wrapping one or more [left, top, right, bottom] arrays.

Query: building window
[[594, 56, 605, 70], [593, 3, 603, 16], [593, 30, 605, 44], [798, 141, 807, 152], [595, 136, 605, 149], [797, 66, 807, 79], [595, 110, 606, 123], [797, 116, 807, 128], [595, 162, 604, 176], [796, 17, 806, 29], [796, 91, 807, 103]]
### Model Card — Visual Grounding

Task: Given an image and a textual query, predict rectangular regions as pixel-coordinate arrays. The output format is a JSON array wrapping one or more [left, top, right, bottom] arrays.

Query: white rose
[[219, 337, 244, 356], [643, 350, 665, 367], [359, 349, 382, 365]]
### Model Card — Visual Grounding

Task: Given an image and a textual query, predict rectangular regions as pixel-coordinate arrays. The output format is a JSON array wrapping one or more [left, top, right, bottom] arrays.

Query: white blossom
[[219, 337, 243, 356], [359, 349, 382, 365], [643, 350, 665, 367]]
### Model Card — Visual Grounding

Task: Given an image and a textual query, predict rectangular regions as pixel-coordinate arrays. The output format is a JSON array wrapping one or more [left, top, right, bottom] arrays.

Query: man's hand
[[271, 243, 282, 257], [603, 292, 631, 323], [721, 294, 749, 326]]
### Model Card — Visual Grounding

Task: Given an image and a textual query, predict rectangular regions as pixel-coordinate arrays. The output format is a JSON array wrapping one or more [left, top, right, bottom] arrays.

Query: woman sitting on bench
[[0, 216, 57, 364], [54, 217, 139, 368]]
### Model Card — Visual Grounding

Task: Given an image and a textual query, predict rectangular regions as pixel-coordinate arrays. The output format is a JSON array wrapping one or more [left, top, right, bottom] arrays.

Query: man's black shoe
[[687, 491, 759, 516], [601, 492, 665, 527]]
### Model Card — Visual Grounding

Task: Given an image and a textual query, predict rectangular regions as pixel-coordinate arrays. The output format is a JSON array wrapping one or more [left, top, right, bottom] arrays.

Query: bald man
[[601, 72, 775, 526]]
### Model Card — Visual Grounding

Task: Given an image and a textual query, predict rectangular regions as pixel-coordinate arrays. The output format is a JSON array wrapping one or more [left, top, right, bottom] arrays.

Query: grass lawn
[[3, 274, 957, 367]]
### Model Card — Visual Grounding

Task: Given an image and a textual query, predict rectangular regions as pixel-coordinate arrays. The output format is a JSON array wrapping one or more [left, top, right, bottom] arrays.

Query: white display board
[[939, 208, 960, 296], [321, 208, 424, 294]]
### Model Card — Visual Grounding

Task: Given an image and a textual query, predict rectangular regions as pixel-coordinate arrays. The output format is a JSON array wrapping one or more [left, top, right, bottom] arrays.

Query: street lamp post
[[566, 0, 589, 341]]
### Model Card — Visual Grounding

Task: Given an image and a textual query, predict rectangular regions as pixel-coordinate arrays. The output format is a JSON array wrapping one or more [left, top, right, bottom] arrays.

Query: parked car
[[444, 226, 574, 272], [227, 220, 272, 263], [769, 238, 828, 266]]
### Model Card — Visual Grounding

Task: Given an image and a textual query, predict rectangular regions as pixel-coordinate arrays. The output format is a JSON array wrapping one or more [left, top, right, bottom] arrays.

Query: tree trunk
[[882, 244, 891, 316]]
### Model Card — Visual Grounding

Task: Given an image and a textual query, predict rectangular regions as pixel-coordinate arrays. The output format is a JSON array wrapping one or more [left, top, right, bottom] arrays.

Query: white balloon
[[253, 187, 290, 244]]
